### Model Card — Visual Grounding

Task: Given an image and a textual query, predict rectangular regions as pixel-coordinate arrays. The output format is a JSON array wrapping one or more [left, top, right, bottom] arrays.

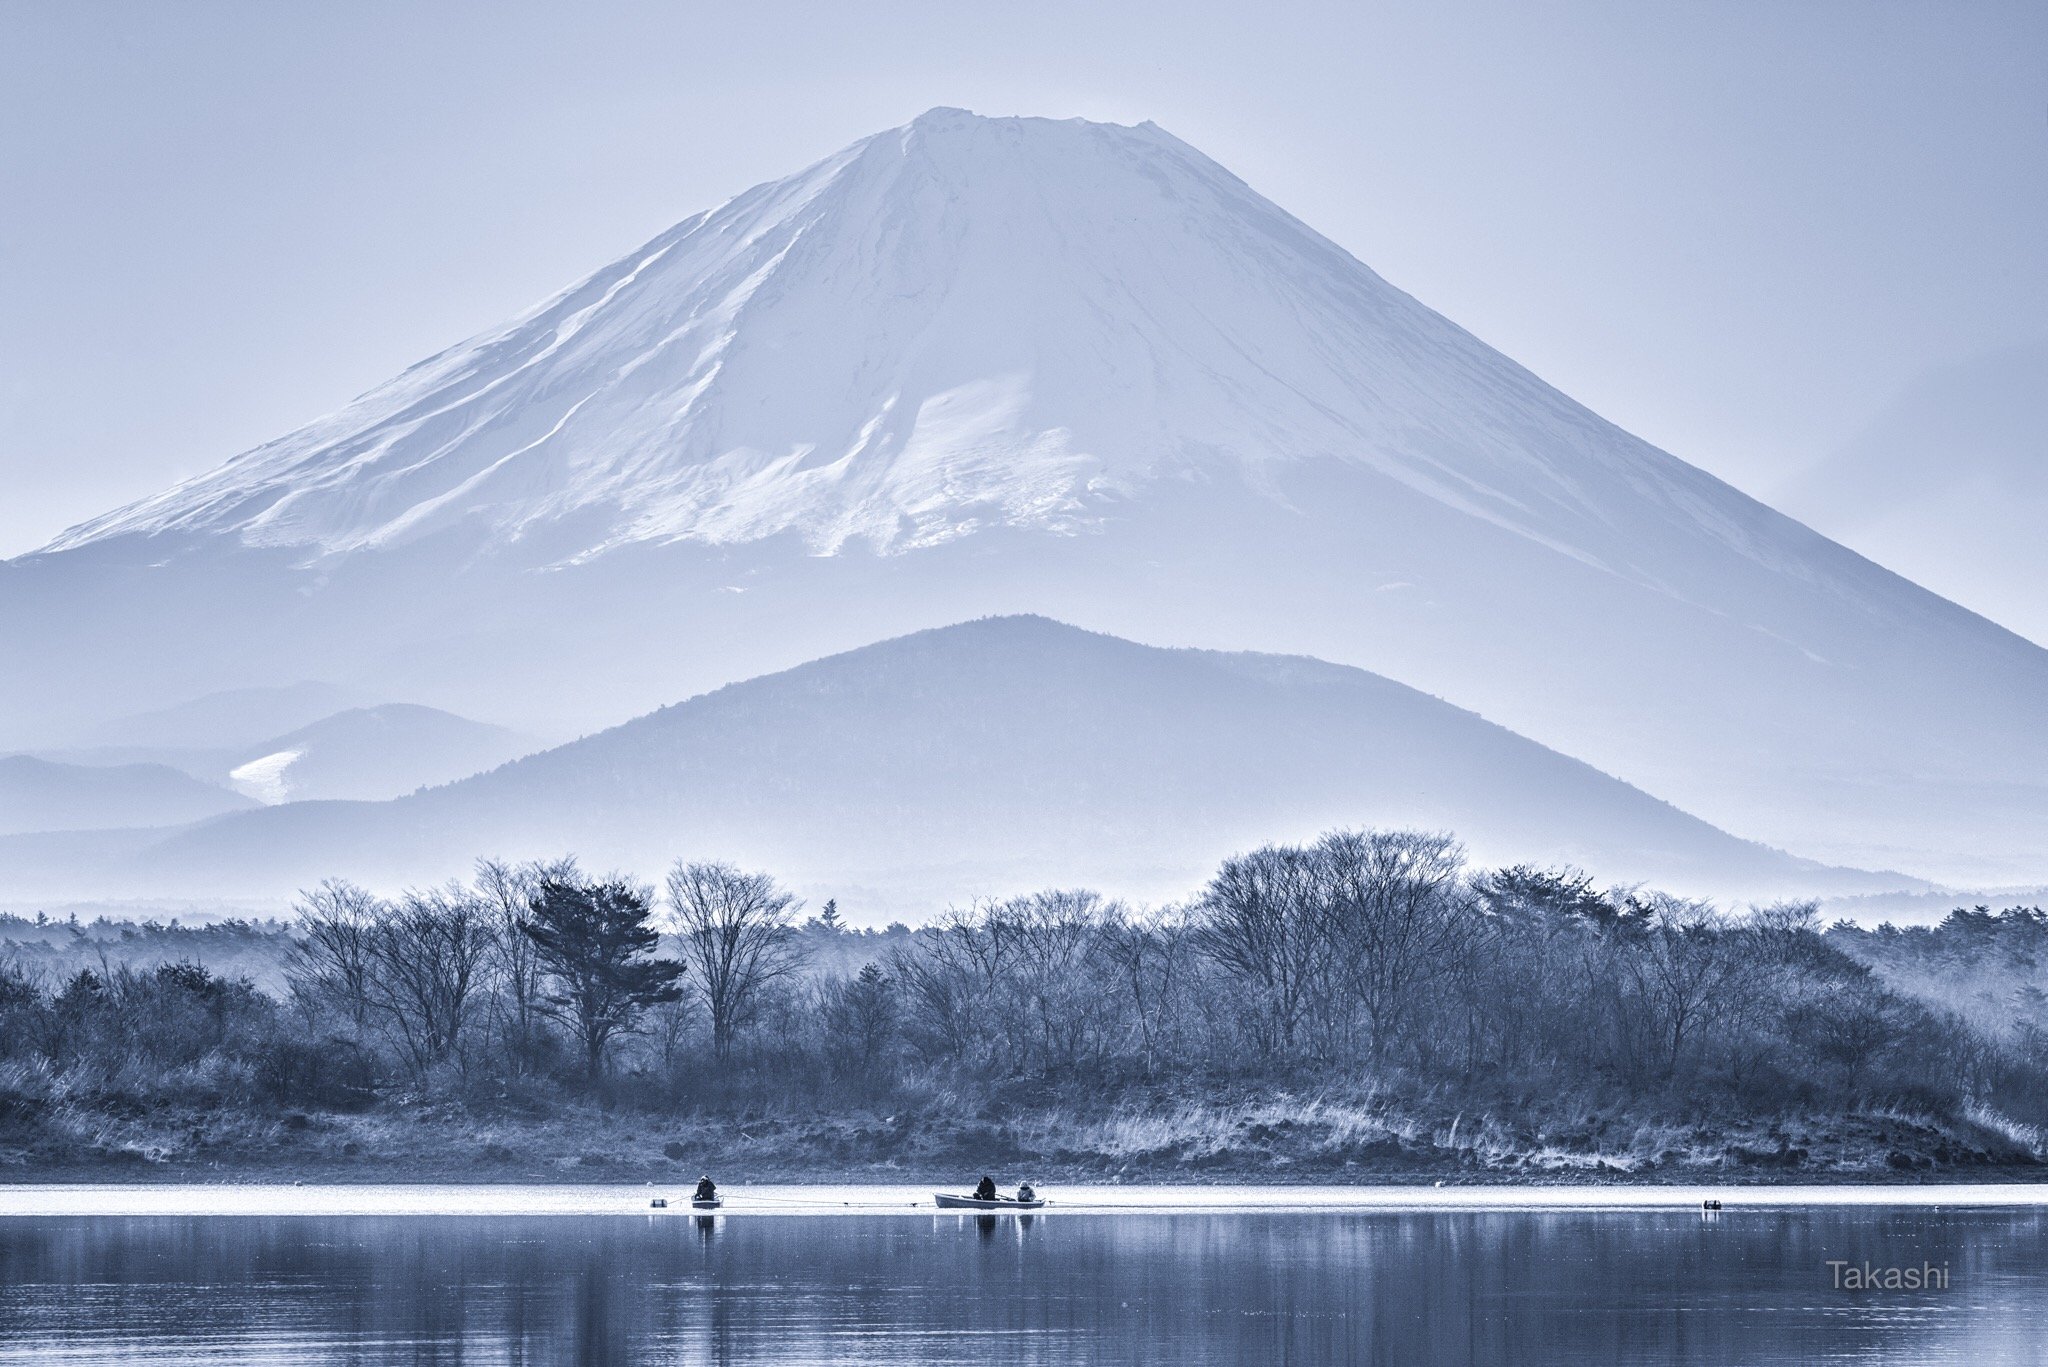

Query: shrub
[[257, 1036, 379, 1110]]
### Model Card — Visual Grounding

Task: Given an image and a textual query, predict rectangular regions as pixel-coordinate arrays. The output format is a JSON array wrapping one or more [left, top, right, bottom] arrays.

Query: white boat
[[691, 1197, 723, 1210], [933, 1193, 1045, 1210]]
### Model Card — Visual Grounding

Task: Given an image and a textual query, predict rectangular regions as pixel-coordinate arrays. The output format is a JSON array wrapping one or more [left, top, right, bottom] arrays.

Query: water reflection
[[0, 1207, 2043, 1364]]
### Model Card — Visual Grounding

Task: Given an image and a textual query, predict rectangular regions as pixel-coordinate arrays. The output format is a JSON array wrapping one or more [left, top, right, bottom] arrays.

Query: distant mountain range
[[2, 110, 2041, 886], [0, 755, 252, 837], [0, 618, 1908, 913], [29, 702, 535, 807], [214, 704, 535, 803], [76, 681, 375, 752]]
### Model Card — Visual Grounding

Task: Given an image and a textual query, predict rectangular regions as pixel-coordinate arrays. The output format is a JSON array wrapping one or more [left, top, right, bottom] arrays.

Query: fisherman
[[695, 1174, 717, 1202], [973, 1175, 998, 1201], [1016, 1182, 1036, 1203]]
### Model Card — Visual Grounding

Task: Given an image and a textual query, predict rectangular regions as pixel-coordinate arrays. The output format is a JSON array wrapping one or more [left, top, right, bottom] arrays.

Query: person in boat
[[972, 1175, 998, 1201], [694, 1175, 717, 1202], [1016, 1182, 1036, 1203]]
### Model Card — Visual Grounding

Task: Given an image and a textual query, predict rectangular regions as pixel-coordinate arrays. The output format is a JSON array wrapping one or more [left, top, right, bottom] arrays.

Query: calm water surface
[[1, 1201, 2045, 1364]]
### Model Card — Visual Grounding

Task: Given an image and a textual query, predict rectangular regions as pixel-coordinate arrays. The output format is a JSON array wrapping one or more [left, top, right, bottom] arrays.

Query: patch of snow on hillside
[[228, 749, 303, 805]]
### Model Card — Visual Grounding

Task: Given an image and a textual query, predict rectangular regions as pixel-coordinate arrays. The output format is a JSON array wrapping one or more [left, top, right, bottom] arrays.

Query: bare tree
[[648, 992, 696, 1075], [1618, 892, 1739, 1079], [888, 908, 1004, 1068], [364, 884, 498, 1081], [824, 962, 897, 1081], [1099, 905, 1194, 1079], [475, 856, 575, 1070], [1313, 829, 1468, 1068], [887, 892, 1116, 1076], [0, 959, 47, 1064], [286, 879, 384, 1039], [666, 861, 806, 1060], [1191, 844, 1323, 1058], [1015, 890, 1128, 1075], [1786, 978, 1901, 1092]]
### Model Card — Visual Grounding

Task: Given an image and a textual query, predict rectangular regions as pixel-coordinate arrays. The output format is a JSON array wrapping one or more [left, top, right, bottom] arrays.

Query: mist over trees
[[2, 830, 2045, 1174]]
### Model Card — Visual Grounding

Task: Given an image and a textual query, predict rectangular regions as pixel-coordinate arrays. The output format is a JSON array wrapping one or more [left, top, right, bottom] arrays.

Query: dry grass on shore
[[4, 1084, 2038, 1186]]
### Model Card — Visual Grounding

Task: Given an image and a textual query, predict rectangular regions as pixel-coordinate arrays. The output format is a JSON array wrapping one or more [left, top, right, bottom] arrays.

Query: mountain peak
[[10, 115, 2048, 887], [896, 106, 1159, 140], [37, 107, 1577, 566]]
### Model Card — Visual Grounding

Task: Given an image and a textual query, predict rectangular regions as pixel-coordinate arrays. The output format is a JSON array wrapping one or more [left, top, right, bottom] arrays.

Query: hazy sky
[[3, 0, 2043, 559]]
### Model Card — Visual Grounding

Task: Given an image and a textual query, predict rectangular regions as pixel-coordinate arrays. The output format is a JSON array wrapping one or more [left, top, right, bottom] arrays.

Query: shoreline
[[4, 1158, 2044, 1189], [6, 1179, 2048, 1218], [8, 1089, 2037, 1194]]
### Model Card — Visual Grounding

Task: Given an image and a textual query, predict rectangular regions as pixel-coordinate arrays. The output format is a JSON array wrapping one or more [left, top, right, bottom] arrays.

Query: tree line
[[2, 831, 2044, 1143]]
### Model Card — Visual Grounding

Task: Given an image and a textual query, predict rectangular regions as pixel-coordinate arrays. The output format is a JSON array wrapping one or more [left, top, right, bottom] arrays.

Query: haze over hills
[[33, 701, 537, 808], [3, 110, 2043, 882], [0, 618, 1905, 914], [0, 755, 252, 836], [1776, 339, 2048, 647], [217, 704, 536, 804], [71, 682, 375, 753]]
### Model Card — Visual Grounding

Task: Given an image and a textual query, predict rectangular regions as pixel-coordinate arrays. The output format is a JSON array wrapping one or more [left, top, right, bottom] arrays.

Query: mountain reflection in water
[[0, 1207, 2043, 1364]]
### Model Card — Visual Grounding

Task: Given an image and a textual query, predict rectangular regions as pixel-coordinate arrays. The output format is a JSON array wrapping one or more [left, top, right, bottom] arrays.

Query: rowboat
[[932, 1193, 1045, 1210], [691, 1197, 723, 1210]]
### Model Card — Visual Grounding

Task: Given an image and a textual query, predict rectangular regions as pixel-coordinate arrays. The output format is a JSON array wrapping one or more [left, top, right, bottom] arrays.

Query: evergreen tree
[[522, 876, 683, 1077]]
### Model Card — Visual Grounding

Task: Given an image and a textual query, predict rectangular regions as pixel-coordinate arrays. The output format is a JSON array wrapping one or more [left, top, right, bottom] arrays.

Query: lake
[[2, 1186, 2045, 1364]]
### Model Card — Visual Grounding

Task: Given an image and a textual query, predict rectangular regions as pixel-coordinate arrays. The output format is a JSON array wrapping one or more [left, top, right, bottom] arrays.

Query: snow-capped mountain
[[6, 109, 2046, 882], [42, 107, 1650, 563]]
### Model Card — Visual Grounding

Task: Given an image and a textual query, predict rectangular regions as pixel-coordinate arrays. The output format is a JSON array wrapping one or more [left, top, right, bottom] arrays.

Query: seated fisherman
[[694, 1175, 717, 1202], [973, 1175, 998, 1201]]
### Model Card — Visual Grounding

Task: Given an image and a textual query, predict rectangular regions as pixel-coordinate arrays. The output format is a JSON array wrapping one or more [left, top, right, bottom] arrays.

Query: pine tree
[[522, 876, 683, 1077]]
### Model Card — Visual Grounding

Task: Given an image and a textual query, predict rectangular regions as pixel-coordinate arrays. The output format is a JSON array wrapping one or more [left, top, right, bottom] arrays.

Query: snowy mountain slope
[[217, 704, 536, 803], [35, 702, 534, 808], [5, 110, 2046, 881], [40, 109, 1684, 565], [4, 618, 1903, 910]]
